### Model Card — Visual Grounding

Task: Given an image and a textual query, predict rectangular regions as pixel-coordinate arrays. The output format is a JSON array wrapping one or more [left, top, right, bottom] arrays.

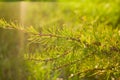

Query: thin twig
[[68, 65, 120, 79], [68, 68, 105, 79], [26, 49, 71, 62], [53, 53, 91, 70], [36, 33, 81, 43]]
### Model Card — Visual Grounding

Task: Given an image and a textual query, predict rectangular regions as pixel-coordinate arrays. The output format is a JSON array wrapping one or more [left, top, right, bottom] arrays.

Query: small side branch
[[26, 49, 71, 62], [36, 33, 81, 43], [68, 65, 120, 79], [53, 53, 91, 70]]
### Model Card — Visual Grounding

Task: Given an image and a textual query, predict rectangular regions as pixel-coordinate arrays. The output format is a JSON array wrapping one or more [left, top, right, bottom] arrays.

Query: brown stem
[[68, 65, 120, 79], [53, 53, 91, 70], [26, 49, 71, 62], [36, 33, 81, 43]]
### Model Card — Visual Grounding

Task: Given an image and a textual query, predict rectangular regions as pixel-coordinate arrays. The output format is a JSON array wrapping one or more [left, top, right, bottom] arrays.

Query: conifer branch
[[69, 68, 105, 79], [68, 65, 120, 79], [0, 19, 81, 43], [53, 53, 92, 70], [26, 49, 71, 62], [34, 33, 81, 43]]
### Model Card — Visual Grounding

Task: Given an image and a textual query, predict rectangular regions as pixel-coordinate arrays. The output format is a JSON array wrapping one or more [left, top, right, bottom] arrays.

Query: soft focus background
[[0, 0, 120, 80]]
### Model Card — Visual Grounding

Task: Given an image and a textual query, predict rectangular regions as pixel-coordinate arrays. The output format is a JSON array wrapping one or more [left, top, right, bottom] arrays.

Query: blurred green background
[[0, 2, 28, 80], [0, 1, 120, 80]]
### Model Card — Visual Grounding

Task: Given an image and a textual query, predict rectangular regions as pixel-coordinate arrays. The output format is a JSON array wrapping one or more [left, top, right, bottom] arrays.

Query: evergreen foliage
[[0, 1, 120, 80], [0, 18, 120, 80]]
